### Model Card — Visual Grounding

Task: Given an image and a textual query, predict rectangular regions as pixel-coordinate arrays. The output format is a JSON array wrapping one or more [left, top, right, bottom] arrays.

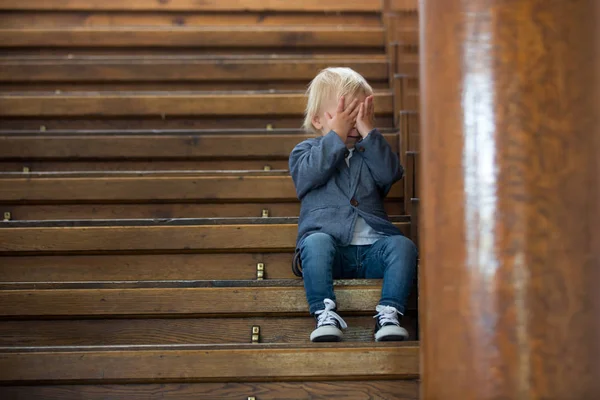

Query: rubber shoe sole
[[374, 325, 408, 342], [310, 325, 343, 342]]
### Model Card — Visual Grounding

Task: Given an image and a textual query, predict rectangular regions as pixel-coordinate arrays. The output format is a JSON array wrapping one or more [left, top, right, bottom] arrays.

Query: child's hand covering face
[[356, 95, 375, 138], [325, 96, 360, 141]]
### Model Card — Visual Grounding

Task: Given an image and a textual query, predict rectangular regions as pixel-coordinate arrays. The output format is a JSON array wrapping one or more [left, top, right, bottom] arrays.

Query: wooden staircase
[[0, 1, 420, 398]]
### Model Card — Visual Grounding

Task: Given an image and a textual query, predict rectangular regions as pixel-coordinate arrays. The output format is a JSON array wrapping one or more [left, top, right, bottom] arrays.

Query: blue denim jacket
[[289, 128, 404, 247]]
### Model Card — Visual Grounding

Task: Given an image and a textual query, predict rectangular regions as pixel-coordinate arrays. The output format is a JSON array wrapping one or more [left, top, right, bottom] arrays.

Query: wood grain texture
[[0, 0, 383, 12], [0, 380, 419, 400], [403, 153, 415, 215], [0, 160, 292, 171], [0, 27, 384, 48], [0, 173, 402, 202], [0, 58, 387, 82], [0, 12, 384, 28], [399, 111, 419, 153], [394, 51, 419, 76], [0, 48, 387, 57], [0, 314, 418, 345], [0, 252, 296, 281], [0, 221, 411, 252], [0, 80, 390, 92], [0, 343, 419, 383], [0, 174, 296, 201], [0, 132, 398, 159], [0, 223, 297, 252], [0, 116, 396, 131], [387, 0, 419, 12], [393, 74, 419, 113], [1, 200, 403, 220], [0, 92, 393, 117], [0, 283, 394, 316], [2, 202, 303, 220], [420, 0, 600, 398]]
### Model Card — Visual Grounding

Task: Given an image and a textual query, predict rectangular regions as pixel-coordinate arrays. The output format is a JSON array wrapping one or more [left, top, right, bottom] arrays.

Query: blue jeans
[[299, 233, 417, 315]]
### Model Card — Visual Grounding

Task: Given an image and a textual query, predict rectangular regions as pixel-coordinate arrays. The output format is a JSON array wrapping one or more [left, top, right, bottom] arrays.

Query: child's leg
[[299, 232, 342, 314], [361, 235, 417, 314]]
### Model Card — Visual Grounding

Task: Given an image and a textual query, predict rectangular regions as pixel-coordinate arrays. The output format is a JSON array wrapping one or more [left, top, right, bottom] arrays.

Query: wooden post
[[420, 1, 600, 399]]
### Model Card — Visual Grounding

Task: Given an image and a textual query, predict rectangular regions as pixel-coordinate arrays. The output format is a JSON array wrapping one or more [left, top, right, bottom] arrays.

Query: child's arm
[[289, 131, 347, 199], [356, 129, 404, 193], [355, 96, 404, 193]]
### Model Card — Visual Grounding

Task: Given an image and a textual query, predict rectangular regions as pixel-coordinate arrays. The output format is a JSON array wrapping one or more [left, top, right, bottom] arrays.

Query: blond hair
[[303, 67, 373, 134]]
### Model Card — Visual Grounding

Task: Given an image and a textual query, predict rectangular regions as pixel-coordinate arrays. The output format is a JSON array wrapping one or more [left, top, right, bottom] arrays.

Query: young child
[[289, 67, 417, 342]]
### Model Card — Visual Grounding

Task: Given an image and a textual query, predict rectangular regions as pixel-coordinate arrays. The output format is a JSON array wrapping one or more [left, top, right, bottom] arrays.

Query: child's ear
[[311, 115, 323, 131]]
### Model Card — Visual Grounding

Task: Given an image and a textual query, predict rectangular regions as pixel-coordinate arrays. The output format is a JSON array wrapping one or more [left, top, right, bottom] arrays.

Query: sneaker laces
[[374, 305, 400, 326], [315, 299, 348, 329]]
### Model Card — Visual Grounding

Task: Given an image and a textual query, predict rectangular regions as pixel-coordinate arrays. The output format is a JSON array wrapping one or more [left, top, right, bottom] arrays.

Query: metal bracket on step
[[248, 397, 257, 400], [3, 212, 11, 221], [39, 126, 46, 132], [256, 263, 265, 280], [266, 123, 273, 131], [22, 166, 30, 173], [263, 165, 272, 171], [261, 209, 269, 218], [251, 326, 260, 343]]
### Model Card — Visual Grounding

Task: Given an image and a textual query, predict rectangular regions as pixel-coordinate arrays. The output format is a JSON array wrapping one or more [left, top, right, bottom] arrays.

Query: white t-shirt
[[345, 148, 387, 245]]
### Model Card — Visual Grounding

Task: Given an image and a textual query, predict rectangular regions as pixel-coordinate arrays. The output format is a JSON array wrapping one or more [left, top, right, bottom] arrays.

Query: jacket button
[[350, 198, 359, 207], [358, 147, 365, 152]]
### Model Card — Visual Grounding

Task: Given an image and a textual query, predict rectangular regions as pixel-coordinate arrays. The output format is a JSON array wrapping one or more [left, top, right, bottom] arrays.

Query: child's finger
[[345, 98, 359, 113], [357, 103, 364, 120], [350, 103, 361, 119], [325, 112, 333, 120], [337, 96, 345, 113]]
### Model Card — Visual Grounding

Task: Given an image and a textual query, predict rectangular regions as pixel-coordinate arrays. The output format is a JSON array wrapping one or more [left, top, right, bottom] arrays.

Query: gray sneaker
[[374, 305, 408, 342], [310, 299, 348, 342]]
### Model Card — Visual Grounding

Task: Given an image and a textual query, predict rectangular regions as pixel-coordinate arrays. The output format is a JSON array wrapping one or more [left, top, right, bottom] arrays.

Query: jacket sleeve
[[355, 128, 404, 196], [289, 130, 347, 199]]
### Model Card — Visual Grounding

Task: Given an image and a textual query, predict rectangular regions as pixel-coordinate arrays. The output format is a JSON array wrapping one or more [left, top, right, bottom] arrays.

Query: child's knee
[[385, 235, 418, 257], [300, 232, 336, 252]]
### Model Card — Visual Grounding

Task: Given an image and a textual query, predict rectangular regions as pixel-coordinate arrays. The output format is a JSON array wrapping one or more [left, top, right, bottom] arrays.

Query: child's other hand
[[326, 96, 360, 141], [356, 95, 375, 138]]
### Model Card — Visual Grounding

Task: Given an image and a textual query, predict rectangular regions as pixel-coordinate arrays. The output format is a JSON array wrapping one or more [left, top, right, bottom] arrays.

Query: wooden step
[[399, 111, 420, 153], [394, 52, 420, 76], [0, 56, 390, 91], [0, 129, 398, 160], [0, 128, 399, 172], [0, 115, 396, 131], [0, 171, 297, 202], [0, 27, 384, 48], [0, 47, 388, 58], [0, 252, 297, 282], [0, 279, 416, 317], [0, 81, 392, 92], [5, 11, 383, 29], [0, 380, 420, 399], [3, 200, 403, 220], [2, 202, 304, 220], [0, 171, 403, 202], [0, 57, 388, 83], [0, 342, 419, 383], [0, 91, 393, 117], [0, 313, 418, 346], [0, 216, 411, 253], [0, 159, 293, 172], [394, 74, 420, 112], [0, 0, 383, 12]]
